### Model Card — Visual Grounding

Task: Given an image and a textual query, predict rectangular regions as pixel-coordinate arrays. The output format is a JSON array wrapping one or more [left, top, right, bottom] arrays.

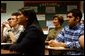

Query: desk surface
[[45, 45, 81, 51], [1, 49, 16, 54]]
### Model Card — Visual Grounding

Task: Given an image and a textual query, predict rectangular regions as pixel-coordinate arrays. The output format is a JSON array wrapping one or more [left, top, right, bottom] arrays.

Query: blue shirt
[[55, 23, 84, 55]]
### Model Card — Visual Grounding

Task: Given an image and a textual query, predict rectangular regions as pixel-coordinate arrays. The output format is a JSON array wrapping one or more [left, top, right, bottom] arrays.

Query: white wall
[[80, 1, 84, 20], [1, 1, 24, 23], [1, 1, 84, 23]]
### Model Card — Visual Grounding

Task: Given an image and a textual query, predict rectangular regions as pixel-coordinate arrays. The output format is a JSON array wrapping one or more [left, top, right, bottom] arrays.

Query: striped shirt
[[55, 23, 84, 55]]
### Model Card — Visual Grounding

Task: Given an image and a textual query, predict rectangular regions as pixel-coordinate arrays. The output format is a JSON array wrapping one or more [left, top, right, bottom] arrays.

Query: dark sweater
[[9, 25, 45, 55]]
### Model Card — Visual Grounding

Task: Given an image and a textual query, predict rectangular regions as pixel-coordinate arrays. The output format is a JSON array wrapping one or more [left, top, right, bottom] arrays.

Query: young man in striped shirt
[[48, 9, 84, 55]]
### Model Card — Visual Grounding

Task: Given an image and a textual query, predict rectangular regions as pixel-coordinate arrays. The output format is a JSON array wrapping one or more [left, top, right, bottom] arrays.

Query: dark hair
[[7, 18, 11, 21], [67, 9, 82, 22], [11, 12, 21, 16], [52, 15, 64, 25], [18, 7, 40, 27]]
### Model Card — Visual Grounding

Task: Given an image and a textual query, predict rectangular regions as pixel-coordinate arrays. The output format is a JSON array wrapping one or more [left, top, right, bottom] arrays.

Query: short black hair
[[7, 18, 11, 21], [67, 9, 82, 22], [11, 12, 21, 16], [18, 7, 39, 26]]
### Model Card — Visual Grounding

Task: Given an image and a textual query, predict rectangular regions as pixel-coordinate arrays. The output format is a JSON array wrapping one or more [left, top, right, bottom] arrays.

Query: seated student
[[9, 7, 45, 55], [48, 9, 84, 55], [2, 12, 24, 43], [45, 15, 64, 55], [46, 15, 64, 41]]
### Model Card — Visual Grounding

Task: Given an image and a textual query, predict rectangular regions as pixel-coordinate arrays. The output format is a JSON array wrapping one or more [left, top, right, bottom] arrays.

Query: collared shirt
[[3, 25, 24, 43], [55, 23, 84, 55], [46, 26, 62, 41], [11, 25, 24, 40]]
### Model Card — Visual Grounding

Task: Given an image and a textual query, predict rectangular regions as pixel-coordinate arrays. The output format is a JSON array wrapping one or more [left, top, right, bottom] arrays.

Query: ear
[[26, 18, 28, 20], [76, 17, 80, 22]]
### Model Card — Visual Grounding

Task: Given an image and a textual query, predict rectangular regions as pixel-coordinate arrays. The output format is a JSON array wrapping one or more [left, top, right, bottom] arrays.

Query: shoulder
[[76, 23, 84, 31], [18, 25, 24, 31], [61, 25, 69, 32], [49, 28, 57, 33], [79, 23, 84, 29], [26, 25, 40, 31], [49, 28, 55, 31]]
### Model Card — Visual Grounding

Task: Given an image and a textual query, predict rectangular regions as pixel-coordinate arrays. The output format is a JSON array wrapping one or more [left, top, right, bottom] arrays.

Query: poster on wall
[[1, 3, 6, 13], [46, 20, 54, 29], [37, 14, 45, 20], [67, 5, 77, 11], [45, 6, 55, 13], [28, 6, 38, 13]]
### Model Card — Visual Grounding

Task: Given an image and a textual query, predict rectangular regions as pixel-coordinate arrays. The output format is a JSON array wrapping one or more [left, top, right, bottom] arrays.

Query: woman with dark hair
[[9, 7, 45, 55]]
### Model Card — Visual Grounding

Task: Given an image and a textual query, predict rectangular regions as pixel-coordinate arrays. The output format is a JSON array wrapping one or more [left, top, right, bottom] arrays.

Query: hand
[[48, 40, 60, 47], [2, 21, 11, 29]]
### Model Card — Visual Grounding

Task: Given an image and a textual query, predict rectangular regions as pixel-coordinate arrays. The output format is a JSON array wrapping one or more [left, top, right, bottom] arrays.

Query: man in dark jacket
[[9, 7, 45, 55]]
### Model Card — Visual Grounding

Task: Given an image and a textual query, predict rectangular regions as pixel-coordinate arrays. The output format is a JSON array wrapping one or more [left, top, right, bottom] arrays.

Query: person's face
[[67, 13, 78, 27], [10, 16, 18, 27], [52, 17, 60, 27], [17, 12, 27, 25]]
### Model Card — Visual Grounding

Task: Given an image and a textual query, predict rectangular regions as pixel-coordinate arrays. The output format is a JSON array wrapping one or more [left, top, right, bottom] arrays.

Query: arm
[[70, 26, 84, 48], [8, 31, 17, 43], [79, 35, 84, 49], [65, 37, 82, 48], [48, 40, 66, 47], [8, 27, 24, 43], [46, 29, 56, 41], [1, 22, 9, 42], [48, 28, 66, 47]]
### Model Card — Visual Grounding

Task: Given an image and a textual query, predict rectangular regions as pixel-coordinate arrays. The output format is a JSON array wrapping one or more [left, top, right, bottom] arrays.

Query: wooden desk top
[[1, 49, 16, 54], [45, 45, 81, 51]]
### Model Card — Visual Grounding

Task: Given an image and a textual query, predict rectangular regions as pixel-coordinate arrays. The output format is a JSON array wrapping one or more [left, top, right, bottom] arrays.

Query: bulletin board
[[24, 1, 80, 27]]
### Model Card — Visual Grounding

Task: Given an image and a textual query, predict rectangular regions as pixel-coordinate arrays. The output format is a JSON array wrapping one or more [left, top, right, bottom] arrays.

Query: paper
[[1, 43, 12, 45], [47, 46, 65, 49]]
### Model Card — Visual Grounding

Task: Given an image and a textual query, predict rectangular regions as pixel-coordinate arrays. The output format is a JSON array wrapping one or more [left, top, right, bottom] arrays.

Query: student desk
[[1, 43, 17, 54], [45, 45, 81, 55], [1, 49, 17, 54]]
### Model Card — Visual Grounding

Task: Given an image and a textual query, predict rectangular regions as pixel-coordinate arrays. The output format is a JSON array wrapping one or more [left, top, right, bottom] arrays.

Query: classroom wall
[[1, 1, 84, 27], [1, 1, 24, 23]]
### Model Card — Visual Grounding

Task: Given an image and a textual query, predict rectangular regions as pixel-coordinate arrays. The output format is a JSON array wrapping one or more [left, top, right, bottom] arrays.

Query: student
[[45, 15, 64, 55], [48, 9, 84, 55], [9, 7, 45, 55], [46, 15, 64, 41], [2, 12, 24, 43]]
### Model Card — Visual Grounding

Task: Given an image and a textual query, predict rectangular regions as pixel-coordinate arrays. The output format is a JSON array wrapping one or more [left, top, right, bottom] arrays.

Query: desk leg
[[45, 49, 49, 55]]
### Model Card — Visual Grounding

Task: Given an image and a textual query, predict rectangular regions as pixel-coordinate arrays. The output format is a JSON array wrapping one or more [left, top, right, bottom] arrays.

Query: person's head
[[66, 9, 82, 27], [52, 15, 64, 27], [9, 12, 21, 27], [17, 7, 39, 27]]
